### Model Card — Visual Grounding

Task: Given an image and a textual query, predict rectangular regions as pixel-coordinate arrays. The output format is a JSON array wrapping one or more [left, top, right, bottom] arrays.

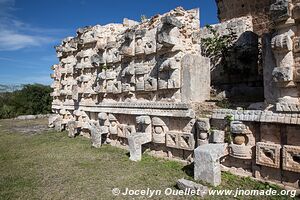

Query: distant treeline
[[0, 84, 52, 119]]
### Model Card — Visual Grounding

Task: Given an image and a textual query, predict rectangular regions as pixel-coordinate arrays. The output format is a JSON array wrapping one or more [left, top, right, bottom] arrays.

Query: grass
[[0, 119, 298, 200]]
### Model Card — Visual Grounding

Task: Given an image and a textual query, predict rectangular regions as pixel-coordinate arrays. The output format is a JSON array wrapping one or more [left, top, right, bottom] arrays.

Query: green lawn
[[0, 119, 297, 200]]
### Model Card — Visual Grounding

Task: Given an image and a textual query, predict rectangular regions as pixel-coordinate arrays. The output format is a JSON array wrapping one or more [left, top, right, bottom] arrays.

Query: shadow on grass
[[182, 162, 194, 178]]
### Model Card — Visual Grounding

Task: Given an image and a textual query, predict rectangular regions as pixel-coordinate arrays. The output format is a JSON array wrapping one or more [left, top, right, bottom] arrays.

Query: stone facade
[[50, 3, 300, 189], [203, 0, 300, 188], [216, 0, 276, 35], [200, 16, 263, 100], [50, 7, 210, 161]]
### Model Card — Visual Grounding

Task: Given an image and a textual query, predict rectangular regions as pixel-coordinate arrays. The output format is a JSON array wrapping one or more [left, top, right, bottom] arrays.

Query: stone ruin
[[49, 1, 300, 189], [49, 7, 209, 162]]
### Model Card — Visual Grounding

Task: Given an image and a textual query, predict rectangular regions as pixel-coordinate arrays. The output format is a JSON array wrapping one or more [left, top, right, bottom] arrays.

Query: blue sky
[[0, 0, 218, 85]]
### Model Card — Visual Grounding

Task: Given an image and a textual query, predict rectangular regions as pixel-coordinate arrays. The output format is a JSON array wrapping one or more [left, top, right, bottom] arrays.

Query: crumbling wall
[[200, 16, 263, 100], [196, 1, 300, 189], [50, 7, 210, 161], [49, 4, 300, 188], [264, 0, 300, 106], [216, 0, 276, 35], [210, 108, 300, 188]]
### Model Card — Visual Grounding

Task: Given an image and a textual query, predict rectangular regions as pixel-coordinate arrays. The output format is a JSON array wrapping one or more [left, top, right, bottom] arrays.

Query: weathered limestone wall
[[49, 4, 300, 188], [200, 16, 263, 100], [197, 0, 300, 188], [216, 0, 276, 35], [49, 7, 210, 161], [211, 109, 300, 188], [264, 0, 300, 106]]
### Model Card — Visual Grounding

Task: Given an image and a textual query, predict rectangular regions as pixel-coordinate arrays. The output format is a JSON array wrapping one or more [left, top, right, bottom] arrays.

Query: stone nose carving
[[157, 16, 182, 49]]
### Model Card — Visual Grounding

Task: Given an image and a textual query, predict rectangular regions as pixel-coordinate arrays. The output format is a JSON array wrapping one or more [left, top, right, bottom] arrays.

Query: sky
[[0, 0, 218, 85]]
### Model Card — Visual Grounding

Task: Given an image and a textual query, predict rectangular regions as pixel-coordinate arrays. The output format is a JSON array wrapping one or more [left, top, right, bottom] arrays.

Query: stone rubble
[[176, 178, 209, 197]]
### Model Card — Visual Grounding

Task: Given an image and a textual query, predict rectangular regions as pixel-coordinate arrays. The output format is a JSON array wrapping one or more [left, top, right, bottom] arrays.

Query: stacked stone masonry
[[199, 15, 263, 100], [50, 7, 210, 162], [216, 0, 276, 35], [50, 3, 300, 189]]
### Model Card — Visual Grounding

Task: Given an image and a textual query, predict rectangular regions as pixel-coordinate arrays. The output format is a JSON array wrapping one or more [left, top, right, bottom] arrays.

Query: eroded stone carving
[[211, 130, 225, 144], [49, 114, 63, 132], [49, 7, 208, 164], [152, 117, 169, 143], [229, 121, 252, 159], [67, 120, 77, 138], [157, 16, 182, 51], [196, 118, 210, 146], [256, 142, 281, 168], [128, 116, 152, 161], [90, 121, 102, 148], [166, 131, 195, 150], [283, 145, 300, 172]]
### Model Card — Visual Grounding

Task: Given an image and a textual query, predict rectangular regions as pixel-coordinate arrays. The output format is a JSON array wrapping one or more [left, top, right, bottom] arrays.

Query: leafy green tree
[[201, 25, 237, 69], [0, 84, 52, 119]]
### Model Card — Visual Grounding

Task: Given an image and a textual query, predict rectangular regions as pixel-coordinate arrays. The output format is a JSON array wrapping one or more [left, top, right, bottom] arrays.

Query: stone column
[[181, 54, 210, 103]]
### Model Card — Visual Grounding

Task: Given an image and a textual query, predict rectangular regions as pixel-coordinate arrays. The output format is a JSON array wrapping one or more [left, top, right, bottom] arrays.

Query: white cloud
[[0, 30, 55, 51], [0, 0, 64, 51]]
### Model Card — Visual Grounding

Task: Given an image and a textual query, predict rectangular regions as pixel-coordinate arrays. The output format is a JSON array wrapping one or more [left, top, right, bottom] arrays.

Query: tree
[[0, 84, 52, 119]]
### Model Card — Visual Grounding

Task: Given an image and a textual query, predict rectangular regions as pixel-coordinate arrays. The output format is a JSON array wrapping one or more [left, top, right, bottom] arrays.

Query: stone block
[[90, 123, 102, 148], [178, 133, 195, 150], [229, 144, 252, 159], [128, 132, 152, 161], [230, 121, 248, 134], [282, 145, 300, 173], [161, 16, 183, 28], [272, 67, 293, 82], [292, 3, 300, 19], [197, 139, 209, 146], [270, 0, 290, 22], [152, 117, 168, 144], [256, 142, 281, 168], [166, 132, 179, 149], [67, 121, 77, 138], [194, 144, 227, 186], [123, 18, 139, 27], [196, 118, 210, 132], [176, 178, 208, 197], [211, 130, 225, 143], [260, 123, 281, 144], [166, 132, 195, 150], [272, 32, 293, 52], [181, 54, 210, 103], [123, 125, 136, 138]]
